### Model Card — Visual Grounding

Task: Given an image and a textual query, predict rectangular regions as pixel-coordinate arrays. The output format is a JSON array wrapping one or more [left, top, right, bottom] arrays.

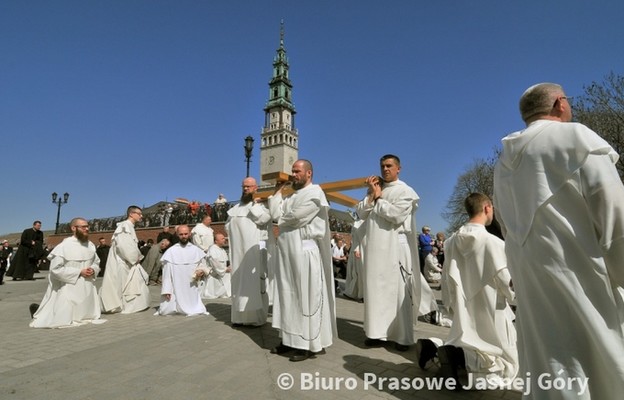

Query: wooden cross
[[256, 172, 369, 207]]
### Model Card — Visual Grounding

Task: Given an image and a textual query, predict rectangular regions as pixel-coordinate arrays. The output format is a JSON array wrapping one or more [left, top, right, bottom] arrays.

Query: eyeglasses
[[132, 211, 143, 216], [74, 225, 89, 229]]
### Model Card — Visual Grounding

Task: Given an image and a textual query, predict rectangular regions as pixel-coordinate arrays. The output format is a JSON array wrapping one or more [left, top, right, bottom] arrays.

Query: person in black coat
[[0, 239, 14, 285], [7, 221, 44, 281], [96, 237, 111, 277]]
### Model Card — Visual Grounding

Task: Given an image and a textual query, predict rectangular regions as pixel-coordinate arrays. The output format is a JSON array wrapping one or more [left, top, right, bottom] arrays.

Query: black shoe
[[289, 350, 314, 362], [437, 345, 465, 389], [270, 343, 293, 355], [29, 303, 39, 318], [429, 310, 440, 325], [364, 338, 384, 347], [394, 343, 410, 352], [415, 339, 437, 369], [232, 323, 243, 327]]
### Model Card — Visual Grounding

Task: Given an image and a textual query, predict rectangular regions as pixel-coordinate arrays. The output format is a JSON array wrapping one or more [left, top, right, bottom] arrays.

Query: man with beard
[[30, 218, 104, 328], [225, 177, 272, 327], [356, 154, 437, 351], [8, 220, 44, 281], [268, 160, 337, 362], [99, 205, 151, 314], [156, 225, 208, 316], [191, 215, 214, 252]]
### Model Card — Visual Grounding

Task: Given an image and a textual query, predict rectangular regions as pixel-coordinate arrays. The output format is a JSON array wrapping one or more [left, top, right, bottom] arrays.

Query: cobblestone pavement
[[0, 272, 521, 400]]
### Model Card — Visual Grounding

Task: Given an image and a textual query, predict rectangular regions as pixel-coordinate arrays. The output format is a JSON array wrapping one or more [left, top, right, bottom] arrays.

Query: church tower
[[260, 22, 298, 185]]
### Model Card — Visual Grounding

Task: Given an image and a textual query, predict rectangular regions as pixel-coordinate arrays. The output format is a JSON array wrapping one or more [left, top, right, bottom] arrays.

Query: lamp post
[[244, 136, 254, 177], [52, 192, 69, 234]]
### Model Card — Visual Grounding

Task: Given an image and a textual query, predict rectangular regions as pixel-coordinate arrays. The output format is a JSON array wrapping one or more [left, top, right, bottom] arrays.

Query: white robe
[[31, 236, 103, 328], [441, 223, 518, 383], [191, 223, 214, 252], [157, 242, 208, 316], [494, 120, 624, 399], [201, 244, 231, 299], [424, 253, 442, 282], [265, 223, 278, 306], [268, 184, 337, 352], [226, 201, 271, 325], [356, 180, 437, 346], [344, 220, 365, 300], [99, 220, 150, 314]]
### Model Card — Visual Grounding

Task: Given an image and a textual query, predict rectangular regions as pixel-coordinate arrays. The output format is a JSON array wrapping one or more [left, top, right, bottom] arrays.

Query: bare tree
[[442, 149, 499, 233], [572, 72, 624, 180]]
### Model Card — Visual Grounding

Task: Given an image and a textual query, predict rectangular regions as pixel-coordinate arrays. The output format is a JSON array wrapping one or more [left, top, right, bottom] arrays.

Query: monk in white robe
[[31, 218, 104, 328], [494, 83, 624, 399], [100, 206, 150, 314], [423, 247, 443, 283], [157, 225, 208, 316], [268, 160, 337, 362], [416, 194, 517, 387], [201, 233, 231, 299], [226, 177, 272, 326], [191, 215, 214, 252], [357, 155, 437, 350]]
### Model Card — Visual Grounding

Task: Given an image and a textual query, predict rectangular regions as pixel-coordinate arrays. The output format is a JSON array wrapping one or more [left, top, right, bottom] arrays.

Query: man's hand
[[274, 179, 291, 195], [365, 175, 382, 204], [80, 267, 95, 278]]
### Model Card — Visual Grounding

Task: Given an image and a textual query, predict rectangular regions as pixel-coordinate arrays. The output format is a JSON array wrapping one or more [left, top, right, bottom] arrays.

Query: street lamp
[[52, 192, 70, 234], [244, 136, 254, 177]]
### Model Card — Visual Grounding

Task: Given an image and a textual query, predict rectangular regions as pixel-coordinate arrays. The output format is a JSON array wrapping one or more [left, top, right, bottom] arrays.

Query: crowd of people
[[50, 199, 235, 235], [7, 82, 624, 398]]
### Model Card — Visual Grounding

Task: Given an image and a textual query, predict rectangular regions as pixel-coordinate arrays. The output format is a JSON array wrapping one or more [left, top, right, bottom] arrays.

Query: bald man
[[268, 160, 337, 362], [226, 177, 272, 326], [157, 225, 208, 316], [494, 82, 624, 398]]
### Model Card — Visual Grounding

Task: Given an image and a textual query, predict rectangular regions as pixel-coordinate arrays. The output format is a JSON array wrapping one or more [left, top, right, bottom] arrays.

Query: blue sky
[[1, 1, 622, 236]]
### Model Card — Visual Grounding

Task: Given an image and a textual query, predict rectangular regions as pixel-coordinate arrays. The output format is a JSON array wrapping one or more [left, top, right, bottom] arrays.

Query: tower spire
[[259, 21, 299, 185], [280, 19, 284, 47]]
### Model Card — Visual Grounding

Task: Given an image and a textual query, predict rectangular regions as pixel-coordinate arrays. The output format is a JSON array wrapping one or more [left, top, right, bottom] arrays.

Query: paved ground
[[0, 273, 521, 400]]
